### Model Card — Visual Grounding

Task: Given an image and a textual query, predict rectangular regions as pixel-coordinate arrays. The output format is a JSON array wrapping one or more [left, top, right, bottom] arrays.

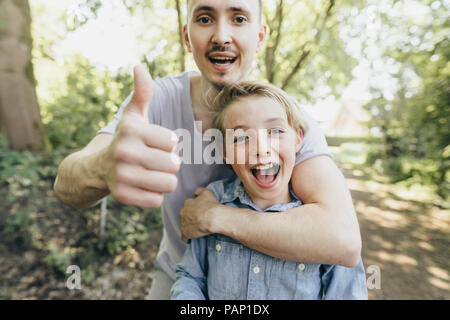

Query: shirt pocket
[[206, 237, 247, 299], [268, 260, 322, 299], [293, 262, 322, 299]]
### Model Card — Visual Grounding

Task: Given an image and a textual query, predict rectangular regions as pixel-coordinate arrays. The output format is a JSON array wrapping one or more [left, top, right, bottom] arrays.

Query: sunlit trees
[[257, 0, 364, 103], [350, 0, 449, 200]]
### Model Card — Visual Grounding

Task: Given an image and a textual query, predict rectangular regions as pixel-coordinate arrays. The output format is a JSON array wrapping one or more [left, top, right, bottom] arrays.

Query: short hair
[[212, 81, 309, 135]]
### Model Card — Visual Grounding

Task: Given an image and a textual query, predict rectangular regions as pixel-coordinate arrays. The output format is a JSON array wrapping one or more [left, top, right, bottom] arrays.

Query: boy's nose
[[255, 130, 271, 157]]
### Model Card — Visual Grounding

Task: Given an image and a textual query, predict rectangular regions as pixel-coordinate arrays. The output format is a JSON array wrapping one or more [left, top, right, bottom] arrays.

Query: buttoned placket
[[247, 251, 265, 299]]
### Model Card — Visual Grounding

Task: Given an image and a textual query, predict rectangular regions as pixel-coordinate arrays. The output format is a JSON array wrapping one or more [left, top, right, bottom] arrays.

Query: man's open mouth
[[251, 163, 280, 185], [208, 55, 237, 66]]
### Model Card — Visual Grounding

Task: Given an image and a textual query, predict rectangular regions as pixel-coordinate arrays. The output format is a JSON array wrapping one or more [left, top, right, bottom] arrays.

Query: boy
[[171, 81, 367, 299]]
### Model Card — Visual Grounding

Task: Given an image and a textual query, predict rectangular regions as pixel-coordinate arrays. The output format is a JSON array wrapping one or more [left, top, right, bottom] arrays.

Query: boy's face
[[222, 96, 303, 206], [184, 0, 266, 88]]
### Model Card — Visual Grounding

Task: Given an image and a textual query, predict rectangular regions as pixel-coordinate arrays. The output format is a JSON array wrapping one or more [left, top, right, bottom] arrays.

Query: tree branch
[[281, 0, 336, 90], [264, 0, 285, 83], [175, 0, 185, 72]]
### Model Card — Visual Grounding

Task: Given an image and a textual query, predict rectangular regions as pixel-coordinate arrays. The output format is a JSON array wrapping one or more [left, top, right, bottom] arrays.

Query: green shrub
[[45, 244, 76, 277], [96, 200, 161, 256], [43, 56, 133, 150]]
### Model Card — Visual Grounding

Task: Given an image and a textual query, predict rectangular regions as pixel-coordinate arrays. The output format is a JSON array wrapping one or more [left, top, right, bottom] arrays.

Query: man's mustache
[[206, 46, 239, 55]]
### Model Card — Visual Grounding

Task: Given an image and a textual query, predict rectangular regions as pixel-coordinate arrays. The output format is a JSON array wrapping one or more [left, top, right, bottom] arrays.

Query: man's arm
[[54, 134, 112, 209], [181, 156, 361, 267]]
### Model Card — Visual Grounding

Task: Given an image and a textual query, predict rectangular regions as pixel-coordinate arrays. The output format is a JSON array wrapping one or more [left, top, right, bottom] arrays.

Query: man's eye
[[234, 135, 248, 143], [197, 16, 212, 24], [234, 16, 247, 24]]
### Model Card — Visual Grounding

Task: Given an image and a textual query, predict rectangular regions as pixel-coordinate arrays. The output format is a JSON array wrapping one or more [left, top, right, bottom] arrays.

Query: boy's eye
[[270, 129, 284, 135], [197, 16, 213, 24], [234, 135, 248, 143]]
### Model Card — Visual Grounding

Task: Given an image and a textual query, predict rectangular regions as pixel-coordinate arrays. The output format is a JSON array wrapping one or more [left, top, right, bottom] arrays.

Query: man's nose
[[211, 20, 232, 45]]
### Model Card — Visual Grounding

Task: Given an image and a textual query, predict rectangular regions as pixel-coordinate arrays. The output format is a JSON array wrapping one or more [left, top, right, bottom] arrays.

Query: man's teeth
[[212, 57, 234, 61], [210, 56, 236, 64]]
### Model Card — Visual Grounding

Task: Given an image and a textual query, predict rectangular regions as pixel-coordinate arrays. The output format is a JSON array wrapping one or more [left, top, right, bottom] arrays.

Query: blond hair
[[212, 81, 309, 135]]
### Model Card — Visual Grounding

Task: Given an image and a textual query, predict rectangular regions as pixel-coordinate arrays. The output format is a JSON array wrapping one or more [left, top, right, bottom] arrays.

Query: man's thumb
[[126, 64, 153, 118]]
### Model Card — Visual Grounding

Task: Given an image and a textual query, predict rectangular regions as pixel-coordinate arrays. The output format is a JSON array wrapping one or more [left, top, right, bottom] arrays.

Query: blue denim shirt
[[170, 177, 368, 300]]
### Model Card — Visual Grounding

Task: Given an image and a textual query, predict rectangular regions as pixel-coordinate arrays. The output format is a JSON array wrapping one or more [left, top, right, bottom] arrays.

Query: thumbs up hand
[[103, 65, 181, 208], [125, 64, 153, 118]]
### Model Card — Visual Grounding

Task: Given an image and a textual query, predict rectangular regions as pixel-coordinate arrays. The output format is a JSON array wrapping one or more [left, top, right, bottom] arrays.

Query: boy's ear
[[295, 129, 304, 153], [183, 25, 192, 53]]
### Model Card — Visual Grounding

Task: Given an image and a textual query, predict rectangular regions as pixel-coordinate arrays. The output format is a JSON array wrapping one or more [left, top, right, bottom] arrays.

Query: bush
[[43, 56, 133, 150], [96, 197, 162, 256], [45, 244, 76, 277]]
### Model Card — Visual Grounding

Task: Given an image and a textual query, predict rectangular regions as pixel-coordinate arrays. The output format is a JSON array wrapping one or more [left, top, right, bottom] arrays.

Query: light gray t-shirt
[[98, 71, 332, 280]]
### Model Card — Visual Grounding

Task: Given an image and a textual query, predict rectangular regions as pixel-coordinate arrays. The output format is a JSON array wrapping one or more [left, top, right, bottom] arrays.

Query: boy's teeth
[[255, 163, 274, 170]]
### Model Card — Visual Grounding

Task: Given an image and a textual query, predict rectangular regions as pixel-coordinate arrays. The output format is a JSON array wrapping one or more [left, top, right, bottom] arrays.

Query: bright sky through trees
[[30, 0, 447, 124]]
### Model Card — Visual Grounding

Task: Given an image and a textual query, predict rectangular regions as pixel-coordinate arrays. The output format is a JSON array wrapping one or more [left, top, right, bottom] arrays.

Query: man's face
[[184, 0, 266, 88], [222, 96, 303, 207]]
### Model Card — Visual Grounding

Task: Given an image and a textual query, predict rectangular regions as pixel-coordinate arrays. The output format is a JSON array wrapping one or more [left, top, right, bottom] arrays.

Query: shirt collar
[[221, 176, 303, 212]]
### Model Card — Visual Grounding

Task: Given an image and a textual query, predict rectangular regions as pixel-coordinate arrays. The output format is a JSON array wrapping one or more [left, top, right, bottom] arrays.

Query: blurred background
[[0, 0, 448, 299]]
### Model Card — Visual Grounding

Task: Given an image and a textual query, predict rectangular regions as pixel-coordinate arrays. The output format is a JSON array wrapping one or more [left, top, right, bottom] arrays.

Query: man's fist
[[180, 187, 220, 242], [102, 65, 181, 208]]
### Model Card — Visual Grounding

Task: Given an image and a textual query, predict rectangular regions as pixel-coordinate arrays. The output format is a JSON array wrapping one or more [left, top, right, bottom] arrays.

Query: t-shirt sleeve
[[295, 106, 333, 165], [97, 80, 165, 135]]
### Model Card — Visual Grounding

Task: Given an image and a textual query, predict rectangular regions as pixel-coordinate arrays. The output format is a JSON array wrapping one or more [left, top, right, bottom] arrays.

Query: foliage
[[42, 56, 133, 150], [97, 197, 162, 256], [363, 0, 449, 200], [45, 244, 76, 276], [0, 134, 161, 277], [255, 0, 363, 102]]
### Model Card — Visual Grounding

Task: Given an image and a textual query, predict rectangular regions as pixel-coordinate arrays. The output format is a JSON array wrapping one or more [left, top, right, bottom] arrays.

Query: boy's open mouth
[[251, 163, 280, 186]]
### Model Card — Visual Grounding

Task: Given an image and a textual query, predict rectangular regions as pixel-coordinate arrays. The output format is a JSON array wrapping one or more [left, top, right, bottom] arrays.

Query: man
[[54, 0, 362, 299]]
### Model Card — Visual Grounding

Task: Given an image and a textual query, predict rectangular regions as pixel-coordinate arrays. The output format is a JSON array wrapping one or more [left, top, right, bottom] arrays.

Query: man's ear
[[183, 25, 192, 53], [256, 24, 268, 53], [295, 129, 304, 153]]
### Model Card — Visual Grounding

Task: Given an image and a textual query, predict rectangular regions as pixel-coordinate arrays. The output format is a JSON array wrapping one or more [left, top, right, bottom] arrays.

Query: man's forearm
[[210, 203, 360, 267], [54, 148, 110, 209]]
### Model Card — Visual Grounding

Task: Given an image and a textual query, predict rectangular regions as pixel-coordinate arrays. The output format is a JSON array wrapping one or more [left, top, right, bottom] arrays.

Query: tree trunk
[[175, 0, 185, 73], [264, 0, 284, 84], [0, 0, 43, 150]]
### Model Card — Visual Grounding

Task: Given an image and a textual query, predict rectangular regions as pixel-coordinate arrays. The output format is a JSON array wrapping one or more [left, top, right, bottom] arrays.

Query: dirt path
[[341, 163, 449, 299]]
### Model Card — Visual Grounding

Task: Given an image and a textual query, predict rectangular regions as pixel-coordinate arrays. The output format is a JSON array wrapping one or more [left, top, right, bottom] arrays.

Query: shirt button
[[298, 263, 305, 271], [215, 244, 221, 252], [253, 266, 260, 274]]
